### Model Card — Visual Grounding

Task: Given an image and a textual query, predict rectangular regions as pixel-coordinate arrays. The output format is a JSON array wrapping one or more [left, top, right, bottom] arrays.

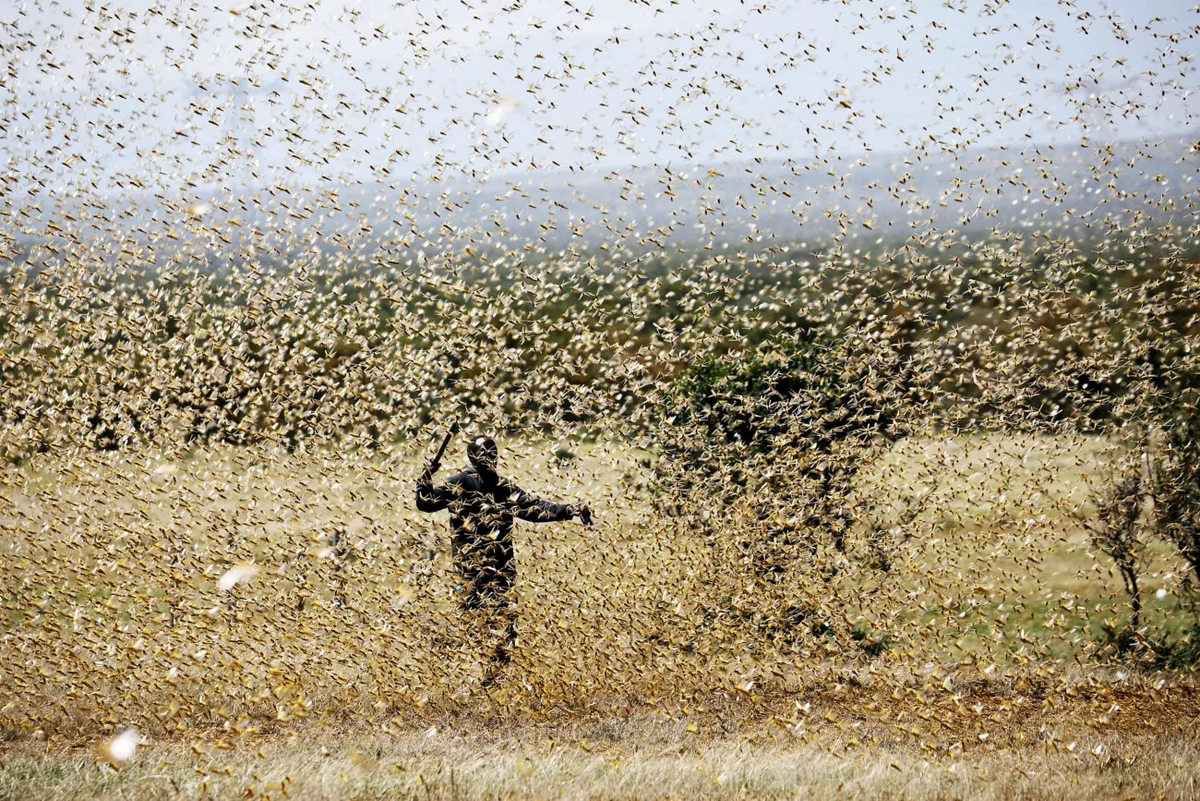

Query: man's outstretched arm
[[512, 487, 591, 525]]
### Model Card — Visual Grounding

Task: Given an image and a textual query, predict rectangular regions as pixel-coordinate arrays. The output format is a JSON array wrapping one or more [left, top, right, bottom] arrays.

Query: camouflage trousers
[[454, 558, 517, 683]]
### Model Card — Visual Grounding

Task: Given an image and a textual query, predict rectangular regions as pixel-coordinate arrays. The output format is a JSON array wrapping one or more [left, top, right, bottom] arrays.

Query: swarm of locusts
[[1, 0, 1199, 755]]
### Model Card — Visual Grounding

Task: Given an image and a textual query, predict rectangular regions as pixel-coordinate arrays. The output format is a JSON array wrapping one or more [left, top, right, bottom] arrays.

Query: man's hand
[[574, 504, 593, 526]]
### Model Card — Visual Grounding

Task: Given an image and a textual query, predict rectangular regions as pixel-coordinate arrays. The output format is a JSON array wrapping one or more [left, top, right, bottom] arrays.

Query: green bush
[[659, 330, 908, 474], [653, 329, 918, 599]]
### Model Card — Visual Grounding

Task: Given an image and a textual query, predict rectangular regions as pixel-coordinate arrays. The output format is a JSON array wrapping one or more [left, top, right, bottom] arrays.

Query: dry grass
[[4, 688, 1199, 800], [3, 433, 1199, 798]]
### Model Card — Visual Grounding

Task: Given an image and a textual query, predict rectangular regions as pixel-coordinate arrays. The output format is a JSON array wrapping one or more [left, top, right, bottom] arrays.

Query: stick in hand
[[421, 424, 456, 482]]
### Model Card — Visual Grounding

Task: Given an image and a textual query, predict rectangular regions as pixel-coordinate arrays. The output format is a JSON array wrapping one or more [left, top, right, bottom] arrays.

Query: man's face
[[469, 437, 499, 471]]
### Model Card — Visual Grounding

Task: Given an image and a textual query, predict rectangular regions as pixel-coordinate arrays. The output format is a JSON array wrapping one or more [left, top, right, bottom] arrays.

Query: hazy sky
[[3, 0, 1198, 198]]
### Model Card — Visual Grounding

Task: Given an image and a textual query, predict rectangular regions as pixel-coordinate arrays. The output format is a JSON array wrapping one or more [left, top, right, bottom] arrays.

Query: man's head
[[467, 435, 499, 473]]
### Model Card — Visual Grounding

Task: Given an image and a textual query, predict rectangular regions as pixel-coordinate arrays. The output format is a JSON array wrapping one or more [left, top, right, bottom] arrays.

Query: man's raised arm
[[416, 425, 458, 513], [416, 470, 456, 512]]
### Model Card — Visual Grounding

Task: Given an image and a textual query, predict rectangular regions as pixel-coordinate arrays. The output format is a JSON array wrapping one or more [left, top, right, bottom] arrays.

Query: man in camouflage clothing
[[416, 435, 591, 683]]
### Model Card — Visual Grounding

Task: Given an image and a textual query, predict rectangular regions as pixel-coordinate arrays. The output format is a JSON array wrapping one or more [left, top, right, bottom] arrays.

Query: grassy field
[[2, 433, 1198, 798], [4, 686, 1200, 799]]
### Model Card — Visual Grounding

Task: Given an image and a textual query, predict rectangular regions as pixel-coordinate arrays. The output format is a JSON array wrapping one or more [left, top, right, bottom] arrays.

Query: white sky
[[2, 0, 1198, 197]]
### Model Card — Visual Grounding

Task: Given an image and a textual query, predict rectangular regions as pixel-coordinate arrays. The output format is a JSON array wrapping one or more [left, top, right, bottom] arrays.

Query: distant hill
[[9, 130, 1198, 271]]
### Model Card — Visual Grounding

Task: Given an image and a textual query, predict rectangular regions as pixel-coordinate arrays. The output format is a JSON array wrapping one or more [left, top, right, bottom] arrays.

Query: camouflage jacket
[[416, 466, 575, 569]]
